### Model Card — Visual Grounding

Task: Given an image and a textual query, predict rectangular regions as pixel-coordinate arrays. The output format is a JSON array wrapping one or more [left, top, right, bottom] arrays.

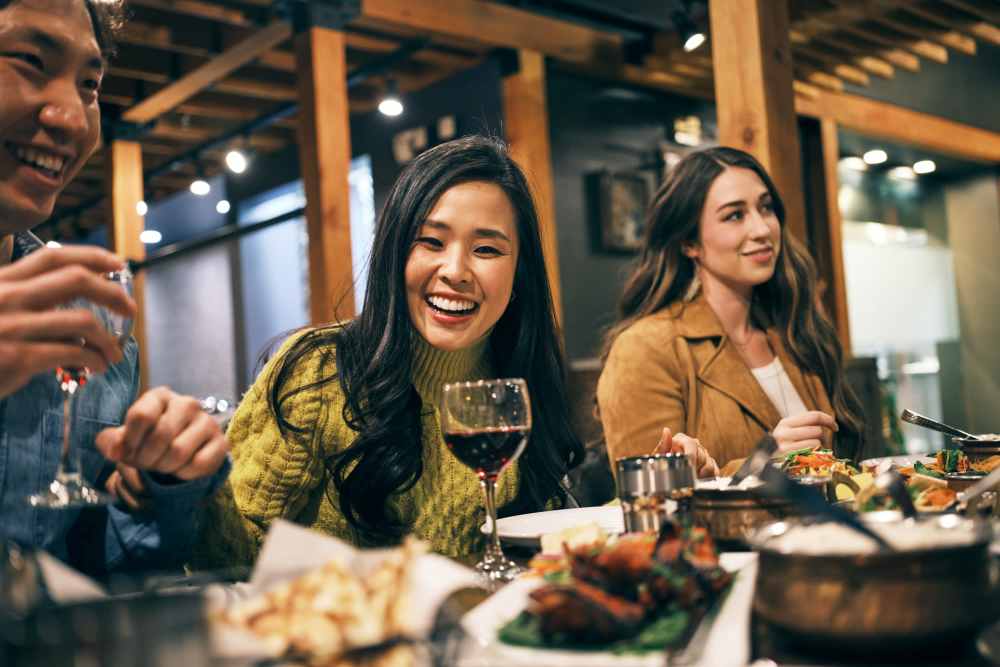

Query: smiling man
[[0, 0, 231, 577]]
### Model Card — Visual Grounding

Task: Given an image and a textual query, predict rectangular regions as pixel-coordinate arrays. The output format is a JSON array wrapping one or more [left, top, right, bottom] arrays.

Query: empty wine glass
[[28, 268, 134, 509], [440, 378, 531, 587]]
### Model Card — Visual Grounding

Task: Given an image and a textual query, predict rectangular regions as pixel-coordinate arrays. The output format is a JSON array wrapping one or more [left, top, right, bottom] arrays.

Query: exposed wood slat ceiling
[[46, 0, 1000, 238]]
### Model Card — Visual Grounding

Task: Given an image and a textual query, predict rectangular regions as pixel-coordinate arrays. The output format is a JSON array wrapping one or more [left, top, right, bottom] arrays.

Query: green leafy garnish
[[914, 461, 943, 478]]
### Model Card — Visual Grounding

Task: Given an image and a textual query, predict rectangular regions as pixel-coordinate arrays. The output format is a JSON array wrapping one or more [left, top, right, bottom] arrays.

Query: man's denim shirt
[[0, 232, 230, 575]]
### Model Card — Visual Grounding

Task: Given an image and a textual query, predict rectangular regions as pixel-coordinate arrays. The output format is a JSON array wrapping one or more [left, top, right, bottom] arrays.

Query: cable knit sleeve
[[597, 316, 687, 465], [193, 332, 340, 569]]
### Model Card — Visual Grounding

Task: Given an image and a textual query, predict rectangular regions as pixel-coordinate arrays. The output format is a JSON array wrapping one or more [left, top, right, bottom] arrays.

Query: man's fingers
[[0, 246, 123, 282], [154, 412, 219, 474], [10, 264, 136, 318], [128, 394, 198, 469], [119, 388, 171, 461], [172, 435, 230, 481], [95, 425, 126, 461], [13, 341, 110, 378], [0, 309, 124, 365]]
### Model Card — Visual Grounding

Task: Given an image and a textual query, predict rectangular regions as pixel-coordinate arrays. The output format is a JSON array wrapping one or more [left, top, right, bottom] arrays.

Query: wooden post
[[105, 139, 149, 391], [818, 119, 851, 350], [801, 118, 852, 350], [502, 49, 563, 325], [709, 0, 807, 242], [294, 26, 355, 323]]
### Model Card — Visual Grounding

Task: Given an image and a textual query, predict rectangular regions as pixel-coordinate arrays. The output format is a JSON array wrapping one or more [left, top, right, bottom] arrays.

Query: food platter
[[482, 506, 626, 548], [461, 552, 756, 667]]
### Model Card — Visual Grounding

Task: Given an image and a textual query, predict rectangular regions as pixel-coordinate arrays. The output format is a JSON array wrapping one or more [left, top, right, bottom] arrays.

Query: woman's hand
[[772, 411, 838, 453], [652, 427, 720, 478]]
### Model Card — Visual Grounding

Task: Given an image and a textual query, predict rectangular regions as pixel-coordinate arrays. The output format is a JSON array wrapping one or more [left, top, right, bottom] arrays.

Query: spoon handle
[[900, 409, 977, 440]]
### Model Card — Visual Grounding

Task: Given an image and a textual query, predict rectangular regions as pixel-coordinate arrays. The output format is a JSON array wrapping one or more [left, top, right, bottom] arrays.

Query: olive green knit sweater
[[195, 331, 519, 567]]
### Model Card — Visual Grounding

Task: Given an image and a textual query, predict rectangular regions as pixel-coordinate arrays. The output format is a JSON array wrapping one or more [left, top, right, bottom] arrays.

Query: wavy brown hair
[[603, 146, 864, 460]]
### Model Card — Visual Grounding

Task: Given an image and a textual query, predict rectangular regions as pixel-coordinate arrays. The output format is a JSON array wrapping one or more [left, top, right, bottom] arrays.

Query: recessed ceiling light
[[862, 149, 888, 165], [839, 156, 868, 171], [140, 230, 162, 244], [216, 199, 231, 215], [135, 200, 148, 216], [913, 159, 936, 174], [190, 179, 210, 196], [225, 149, 248, 174]]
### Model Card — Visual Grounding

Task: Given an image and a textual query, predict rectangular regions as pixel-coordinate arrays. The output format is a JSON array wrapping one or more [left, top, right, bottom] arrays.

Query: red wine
[[444, 427, 529, 480], [55, 367, 90, 393]]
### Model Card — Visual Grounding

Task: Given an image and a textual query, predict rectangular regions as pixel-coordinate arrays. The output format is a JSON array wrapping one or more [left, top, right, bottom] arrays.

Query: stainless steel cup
[[615, 453, 695, 533]]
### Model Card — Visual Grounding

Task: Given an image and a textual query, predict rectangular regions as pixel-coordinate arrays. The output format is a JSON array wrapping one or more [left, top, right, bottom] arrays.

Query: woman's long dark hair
[[604, 146, 864, 460], [268, 135, 583, 543]]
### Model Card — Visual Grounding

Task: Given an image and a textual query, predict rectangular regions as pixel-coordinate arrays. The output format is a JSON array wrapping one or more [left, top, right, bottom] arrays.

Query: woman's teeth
[[427, 295, 478, 315], [11, 145, 65, 178]]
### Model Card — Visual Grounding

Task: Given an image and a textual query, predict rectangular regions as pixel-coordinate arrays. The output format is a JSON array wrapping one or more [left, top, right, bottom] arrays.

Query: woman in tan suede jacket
[[598, 147, 863, 475]]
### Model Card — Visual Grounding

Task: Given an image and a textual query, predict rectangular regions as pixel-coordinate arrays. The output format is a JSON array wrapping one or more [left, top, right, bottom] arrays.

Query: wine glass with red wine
[[28, 268, 134, 509], [441, 378, 531, 586]]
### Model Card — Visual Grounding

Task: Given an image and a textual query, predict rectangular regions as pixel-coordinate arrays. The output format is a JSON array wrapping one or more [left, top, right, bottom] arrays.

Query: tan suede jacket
[[597, 294, 835, 474]]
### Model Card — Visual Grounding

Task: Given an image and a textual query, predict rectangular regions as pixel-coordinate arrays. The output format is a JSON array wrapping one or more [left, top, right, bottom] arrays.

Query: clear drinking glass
[[440, 378, 531, 587], [28, 268, 134, 509]]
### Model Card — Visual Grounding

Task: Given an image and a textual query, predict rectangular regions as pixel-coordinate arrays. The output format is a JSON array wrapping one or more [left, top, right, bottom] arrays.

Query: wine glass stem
[[481, 477, 503, 559], [57, 387, 81, 479]]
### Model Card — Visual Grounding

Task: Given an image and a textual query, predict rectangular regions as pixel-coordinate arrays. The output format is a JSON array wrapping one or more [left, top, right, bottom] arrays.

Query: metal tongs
[[900, 409, 980, 441], [727, 435, 778, 488], [738, 436, 894, 551]]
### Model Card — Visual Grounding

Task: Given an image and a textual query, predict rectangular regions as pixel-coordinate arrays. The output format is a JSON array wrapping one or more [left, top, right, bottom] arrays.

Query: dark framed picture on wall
[[591, 169, 656, 253]]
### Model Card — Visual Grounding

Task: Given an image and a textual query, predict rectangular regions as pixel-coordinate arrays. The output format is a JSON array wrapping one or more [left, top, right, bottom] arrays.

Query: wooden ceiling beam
[[123, 21, 292, 123], [809, 31, 913, 72], [109, 66, 296, 101], [838, 23, 946, 63], [795, 88, 1000, 163], [793, 47, 872, 85], [357, 0, 623, 66], [872, 15, 976, 54], [938, 0, 1000, 24], [898, 3, 998, 44], [128, 0, 252, 28]]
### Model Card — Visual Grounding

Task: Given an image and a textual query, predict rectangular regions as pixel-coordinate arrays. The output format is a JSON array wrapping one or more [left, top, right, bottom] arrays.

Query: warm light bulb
[[913, 159, 936, 174], [683, 32, 706, 52], [190, 179, 210, 196], [136, 200, 148, 216], [378, 96, 403, 117], [862, 149, 888, 165], [839, 156, 868, 171], [216, 199, 231, 215], [225, 150, 248, 174], [139, 229, 162, 244]]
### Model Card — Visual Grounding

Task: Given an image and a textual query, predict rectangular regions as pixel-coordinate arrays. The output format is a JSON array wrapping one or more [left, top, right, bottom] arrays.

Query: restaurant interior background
[[43, 0, 1000, 462]]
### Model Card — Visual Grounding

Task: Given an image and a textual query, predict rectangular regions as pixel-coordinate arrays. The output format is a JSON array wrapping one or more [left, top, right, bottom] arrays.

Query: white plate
[[481, 506, 625, 548], [861, 454, 934, 474], [460, 552, 757, 667]]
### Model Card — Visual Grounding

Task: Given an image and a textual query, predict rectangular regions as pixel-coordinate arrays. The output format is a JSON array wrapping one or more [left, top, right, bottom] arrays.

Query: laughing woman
[[597, 147, 864, 476], [197, 136, 583, 565]]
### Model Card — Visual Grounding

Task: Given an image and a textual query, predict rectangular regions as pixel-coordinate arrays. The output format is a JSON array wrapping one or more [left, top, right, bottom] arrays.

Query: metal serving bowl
[[750, 514, 1000, 652], [692, 479, 802, 547], [954, 437, 1000, 464]]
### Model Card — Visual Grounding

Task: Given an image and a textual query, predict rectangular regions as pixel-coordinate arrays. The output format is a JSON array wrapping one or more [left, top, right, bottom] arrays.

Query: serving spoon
[[900, 409, 979, 441]]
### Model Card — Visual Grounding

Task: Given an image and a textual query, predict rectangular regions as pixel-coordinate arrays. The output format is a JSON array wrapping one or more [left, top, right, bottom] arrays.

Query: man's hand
[[95, 387, 230, 481], [772, 411, 838, 453], [652, 427, 720, 478], [105, 464, 152, 513], [0, 246, 136, 398]]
